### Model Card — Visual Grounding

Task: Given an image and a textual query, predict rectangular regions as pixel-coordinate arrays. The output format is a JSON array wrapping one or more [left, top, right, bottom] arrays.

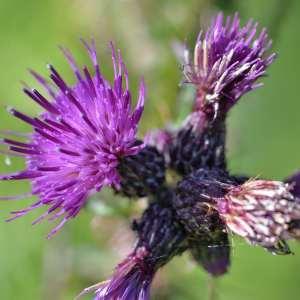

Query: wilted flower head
[[217, 179, 300, 250], [0, 41, 145, 237], [183, 12, 275, 116]]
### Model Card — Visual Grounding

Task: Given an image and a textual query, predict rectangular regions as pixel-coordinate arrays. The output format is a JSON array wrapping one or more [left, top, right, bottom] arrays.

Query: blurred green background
[[0, 0, 300, 299]]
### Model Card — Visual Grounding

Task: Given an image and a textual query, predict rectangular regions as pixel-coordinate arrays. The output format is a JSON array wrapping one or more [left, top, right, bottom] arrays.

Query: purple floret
[[77, 247, 153, 300], [183, 12, 275, 116], [94, 247, 153, 300], [0, 41, 145, 237]]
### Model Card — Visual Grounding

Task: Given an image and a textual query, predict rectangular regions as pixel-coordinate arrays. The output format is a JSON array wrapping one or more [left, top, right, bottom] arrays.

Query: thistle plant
[[1, 12, 300, 300]]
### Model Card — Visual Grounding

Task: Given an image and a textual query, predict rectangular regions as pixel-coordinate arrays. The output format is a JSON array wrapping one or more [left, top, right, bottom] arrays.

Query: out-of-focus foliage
[[0, 0, 299, 299]]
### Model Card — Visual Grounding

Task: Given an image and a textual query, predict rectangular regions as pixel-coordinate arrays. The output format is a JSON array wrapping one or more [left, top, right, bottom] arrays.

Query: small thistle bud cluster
[[2, 11, 300, 300]]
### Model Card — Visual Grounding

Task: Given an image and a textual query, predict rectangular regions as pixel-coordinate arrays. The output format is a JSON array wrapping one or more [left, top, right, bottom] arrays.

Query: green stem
[[207, 275, 218, 300]]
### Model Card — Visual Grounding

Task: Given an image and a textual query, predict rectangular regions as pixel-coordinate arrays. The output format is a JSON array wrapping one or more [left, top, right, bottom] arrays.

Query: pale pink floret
[[217, 180, 300, 247]]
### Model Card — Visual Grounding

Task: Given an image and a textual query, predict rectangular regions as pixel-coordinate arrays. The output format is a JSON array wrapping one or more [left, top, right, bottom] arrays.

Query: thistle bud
[[169, 122, 226, 176], [175, 169, 298, 255], [174, 168, 233, 275], [79, 197, 187, 300]]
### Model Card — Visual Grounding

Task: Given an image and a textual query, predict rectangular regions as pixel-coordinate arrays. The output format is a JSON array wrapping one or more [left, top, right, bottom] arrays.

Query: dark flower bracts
[[1, 12, 300, 300]]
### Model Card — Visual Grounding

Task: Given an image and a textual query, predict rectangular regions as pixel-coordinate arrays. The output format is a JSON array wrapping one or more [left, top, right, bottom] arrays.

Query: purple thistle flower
[[78, 198, 187, 300], [0, 41, 145, 237], [169, 13, 276, 176], [91, 247, 153, 300], [183, 12, 275, 118]]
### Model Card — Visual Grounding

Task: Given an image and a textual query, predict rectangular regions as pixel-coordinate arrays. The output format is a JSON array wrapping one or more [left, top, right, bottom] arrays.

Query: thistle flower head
[[79, 200, 187, 300], [93, 247, 153, 300], [217, 180, 300, 249], [183, 12, 275, 116], [175, 169, 298, 255], [0, 41, 145, 237]]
